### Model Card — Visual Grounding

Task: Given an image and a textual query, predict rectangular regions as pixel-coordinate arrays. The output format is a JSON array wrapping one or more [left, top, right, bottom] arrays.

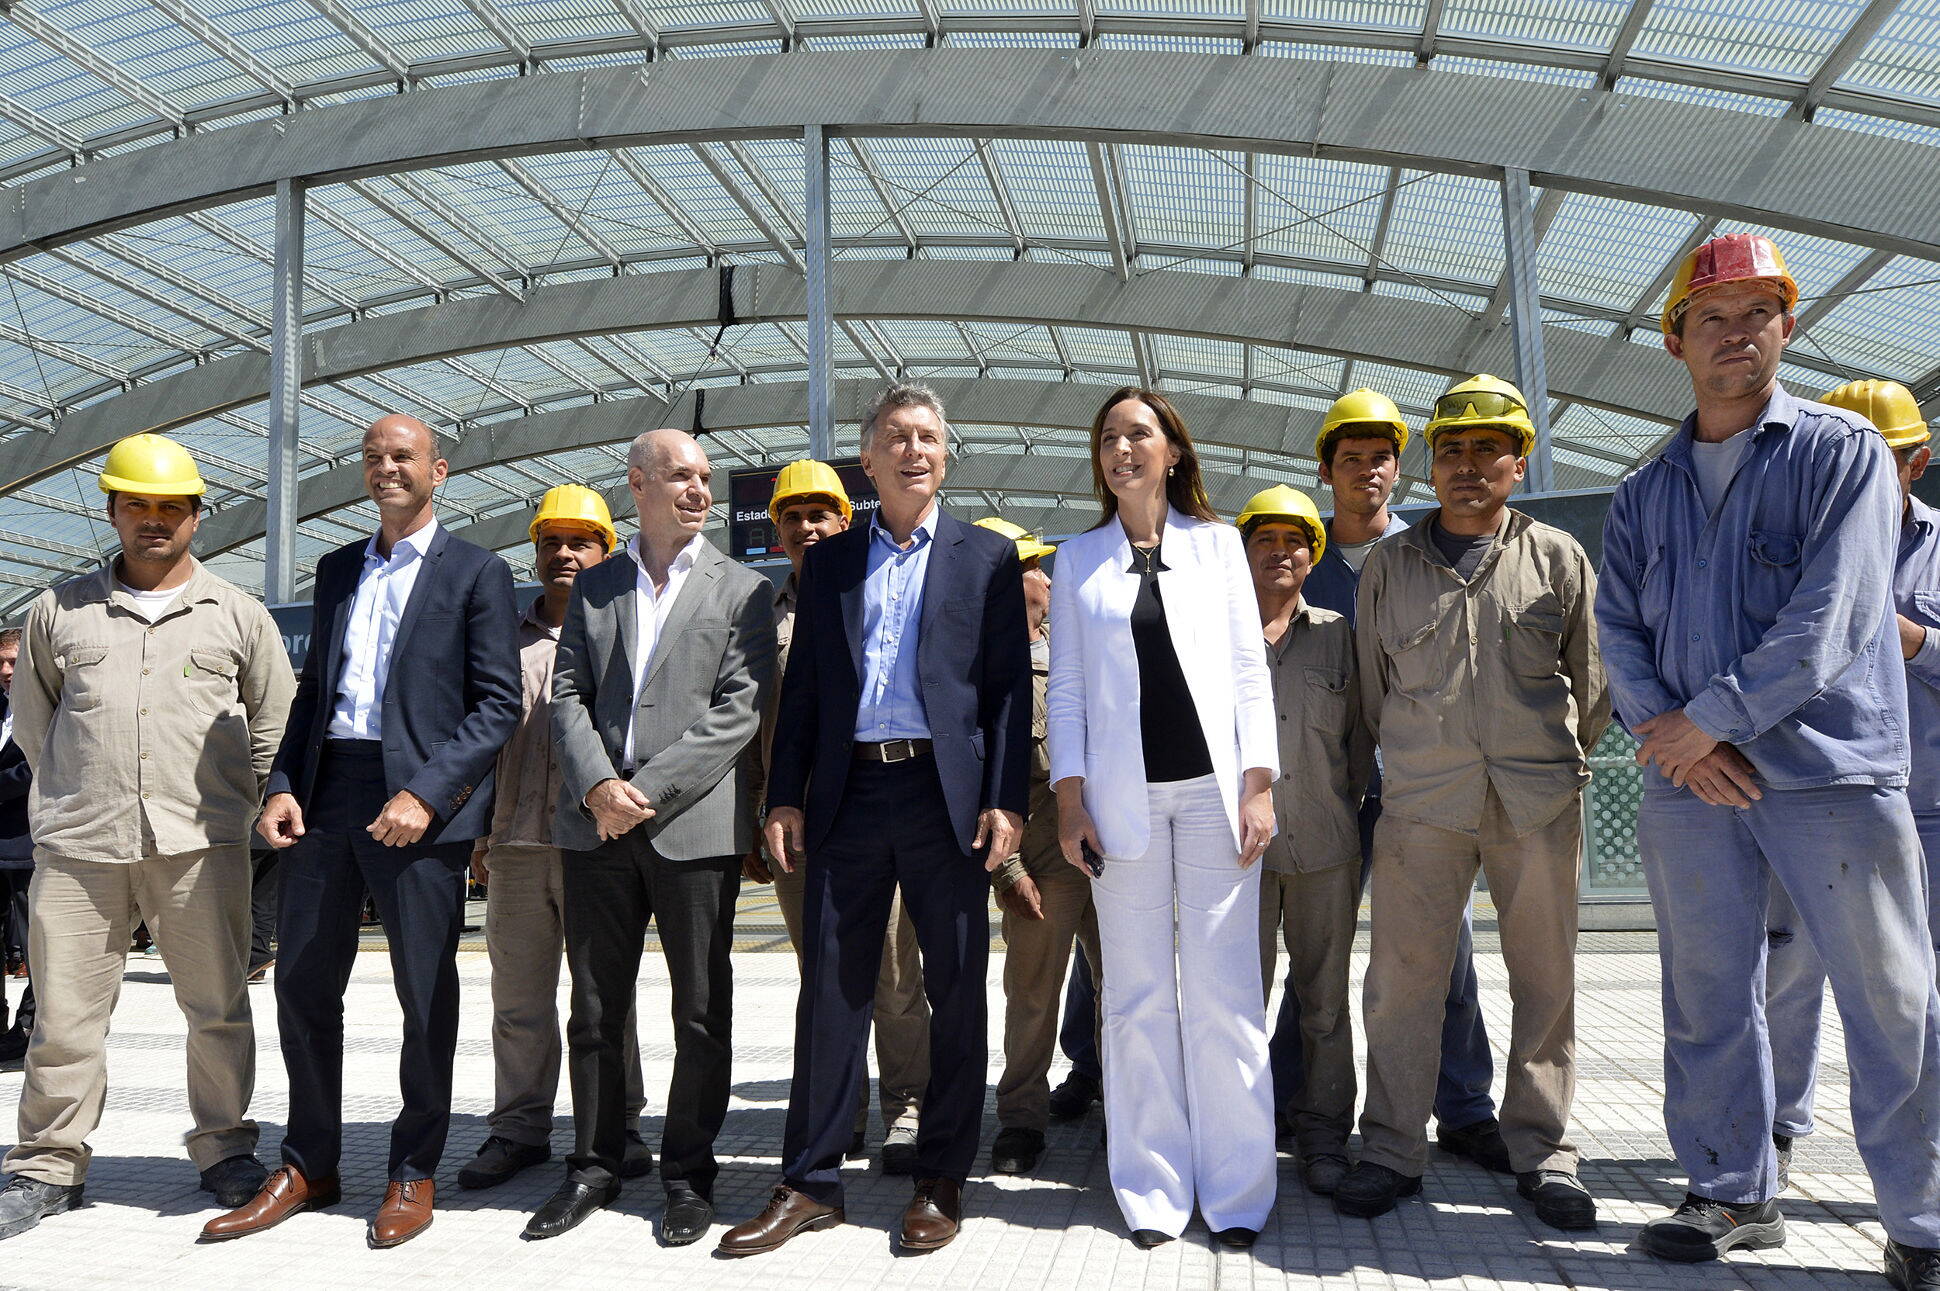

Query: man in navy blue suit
[[205, 414, 521, 1250], [720, 383, 1033, 1256]]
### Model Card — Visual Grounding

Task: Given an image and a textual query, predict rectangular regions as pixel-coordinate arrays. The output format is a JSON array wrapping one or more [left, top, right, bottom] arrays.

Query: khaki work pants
[[1258, 862, 1360, 1156], [774, 861, 926, 1134], [996, 861, 1102, 1132], [1359, 787, 1582, 1178], [6, 847, 257, 1185], [484, 844, 644, 1145]]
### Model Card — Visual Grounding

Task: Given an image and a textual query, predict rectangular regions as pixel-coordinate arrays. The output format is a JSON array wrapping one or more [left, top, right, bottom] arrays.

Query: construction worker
[[1294, 388, 1503, 1173], [981, 517, 1101, 1179], [458, 485, 653, 1191], [1596, 233, 1940, 1289], [1239, 486, 1372, 1197], [1760, 386, 1940, 1186], [1338, 374, 1608, 1232], [742, 460, 930, 1172], [0, 433, 295, 1238]]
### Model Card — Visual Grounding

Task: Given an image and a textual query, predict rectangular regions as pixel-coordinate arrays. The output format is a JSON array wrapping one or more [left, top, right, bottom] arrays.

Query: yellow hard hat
[[1315, 388, 1409, 464], [768, 459, 853, 526], [1821, 379, 1931, 452], [1235, 485, 1326, 563], [1662, 233, 1799, 336], [529, 483, 617, 551], [98, 432, 205, 497], [1426, 374, 1536, 458], [975, 516, 1056, 564]]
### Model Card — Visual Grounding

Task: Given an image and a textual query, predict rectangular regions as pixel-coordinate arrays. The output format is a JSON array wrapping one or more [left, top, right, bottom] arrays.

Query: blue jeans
[[1641, 784, 1940, 1247], [1268, 796, 1496, 1131], [1765, 811, 1940, 1138], [1060, 943, 1102, 1084]]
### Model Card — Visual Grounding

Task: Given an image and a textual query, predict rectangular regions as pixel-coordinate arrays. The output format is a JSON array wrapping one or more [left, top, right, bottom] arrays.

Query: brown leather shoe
[[368, 1178, 434, 1249], [899, 1176, 961, 1251], [199, 1165, 340, 1242], [717, 1185, 843, 1256]]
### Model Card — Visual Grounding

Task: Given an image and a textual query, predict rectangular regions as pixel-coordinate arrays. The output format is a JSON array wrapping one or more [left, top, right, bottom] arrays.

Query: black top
[[1128, 544, 1215, 784], [1431, 521, 1496, 582]]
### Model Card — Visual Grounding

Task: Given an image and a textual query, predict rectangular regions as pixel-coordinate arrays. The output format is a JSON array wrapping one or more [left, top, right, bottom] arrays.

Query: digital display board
[[727, 458, 880, 563]]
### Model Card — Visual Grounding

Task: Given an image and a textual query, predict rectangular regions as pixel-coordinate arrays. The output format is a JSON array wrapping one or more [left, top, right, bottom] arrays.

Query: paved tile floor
[[0, 893, 1898, 1290]]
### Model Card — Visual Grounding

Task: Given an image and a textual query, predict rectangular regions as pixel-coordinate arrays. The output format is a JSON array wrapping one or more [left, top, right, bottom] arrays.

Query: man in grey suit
[[525, 428, 776, 1247]]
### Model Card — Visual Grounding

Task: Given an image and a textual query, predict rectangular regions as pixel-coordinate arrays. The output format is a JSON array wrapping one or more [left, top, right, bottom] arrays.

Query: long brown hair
[[1088, 387, 1218, 526]]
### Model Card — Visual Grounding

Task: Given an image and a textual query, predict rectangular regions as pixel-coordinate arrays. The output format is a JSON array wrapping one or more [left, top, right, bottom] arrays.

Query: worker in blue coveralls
[[1763, 378, 1940, 1191], [1283, 388, 1501, 1181], [1595, 230, 1940, 1291]]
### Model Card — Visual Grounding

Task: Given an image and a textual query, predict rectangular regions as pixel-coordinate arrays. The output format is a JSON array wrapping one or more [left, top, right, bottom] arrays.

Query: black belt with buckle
[[853, 738, 933, 763]]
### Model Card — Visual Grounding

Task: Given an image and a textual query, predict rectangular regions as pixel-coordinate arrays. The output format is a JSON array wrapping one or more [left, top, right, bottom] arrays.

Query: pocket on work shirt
[[1301, 666, 1351, 732], [183, 648, 242, 719], [1745, 530, 1803, 624], [53, 644, 112, 712], [1504, 598, 1566, 679]]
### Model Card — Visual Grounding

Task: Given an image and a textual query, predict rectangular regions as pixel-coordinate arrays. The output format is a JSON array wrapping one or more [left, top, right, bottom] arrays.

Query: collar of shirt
[[774, 571, 798, 613], [869, 503, 938, 556], [629, 531, 704, 585], [363, 514, 441, 569], [520, 597, 561, 641], [1267, 597, 1317, 656], [1661, 383, 1799, 477], [1402, 505, 1522, 570], [1907, 496, 1937, 546], [87, 559, 222, 621]]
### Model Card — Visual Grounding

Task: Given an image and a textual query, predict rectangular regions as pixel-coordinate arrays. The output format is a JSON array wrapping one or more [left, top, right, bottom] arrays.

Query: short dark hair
[[1317, 425, 1404, 470], [0, 627, 19, 652]]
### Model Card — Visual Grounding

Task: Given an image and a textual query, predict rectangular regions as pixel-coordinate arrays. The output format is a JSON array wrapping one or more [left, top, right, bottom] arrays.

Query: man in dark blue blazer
[[720, 384, 1032, 1256], [204, 415, 520, 1250]]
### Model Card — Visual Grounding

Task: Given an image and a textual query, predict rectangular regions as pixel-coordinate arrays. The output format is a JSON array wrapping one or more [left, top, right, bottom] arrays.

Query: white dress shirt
[[327, 516, 441, 740], [623, 532, 704, 770]]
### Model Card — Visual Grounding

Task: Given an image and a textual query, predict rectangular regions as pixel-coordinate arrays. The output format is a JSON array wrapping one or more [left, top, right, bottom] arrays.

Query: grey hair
[[861, 382, 951, 447]]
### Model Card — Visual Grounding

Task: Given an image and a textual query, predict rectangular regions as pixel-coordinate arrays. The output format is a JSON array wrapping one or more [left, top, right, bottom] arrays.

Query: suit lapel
[[318, 549, 357, 696], [915, 510, 962, 680], [387, 524, 450, 664], [841, 527, 869, 684], [613, 547, 639, 687], [642, 542, 720, 693]]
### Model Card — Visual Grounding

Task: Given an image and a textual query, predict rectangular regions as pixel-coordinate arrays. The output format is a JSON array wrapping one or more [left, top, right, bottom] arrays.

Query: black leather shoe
[[1640, 1193, 1783, 1262], [199, 1155, 269, 1209], [1516, 1170, 1597, 1230], [459, 1136, 550, 1190], [1212, 1227, 1259, 1250], [622, 1129, 656, 1180], [1048, 1072, 1102, 1121], [1436, 1117, 1513, 1174], [1131, 1228, 1173, 1249], [1332, 1162, 1422, 1219], [1773, 1133, 1793, 1191], [0, 1175, 82, 1241], [660, 1187, 714, 1246], [522, 1179, 619, 1240], [990, 1127, 1044, 1175], [1300, 1152, 1351, 1196], [1887, 1239, 1940, 1289]]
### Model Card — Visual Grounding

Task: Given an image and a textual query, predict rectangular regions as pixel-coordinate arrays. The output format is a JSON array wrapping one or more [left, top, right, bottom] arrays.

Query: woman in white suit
[[1046, 387, 1279, 1249]]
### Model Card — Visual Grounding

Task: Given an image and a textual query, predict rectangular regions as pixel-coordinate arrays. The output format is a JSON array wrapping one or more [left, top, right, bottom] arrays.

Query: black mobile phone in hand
[[1080, 841, 1105, 879]]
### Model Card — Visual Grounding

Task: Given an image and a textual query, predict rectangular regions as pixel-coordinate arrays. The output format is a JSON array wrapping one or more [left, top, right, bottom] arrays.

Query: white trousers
[[1094, 774, 1276, 1235]]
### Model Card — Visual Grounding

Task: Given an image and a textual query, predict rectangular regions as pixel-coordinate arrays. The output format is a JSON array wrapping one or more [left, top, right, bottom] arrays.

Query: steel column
[[804, 124, 834, 460], [1499, 167, 1554, 493], [265, 177, 304, 604]]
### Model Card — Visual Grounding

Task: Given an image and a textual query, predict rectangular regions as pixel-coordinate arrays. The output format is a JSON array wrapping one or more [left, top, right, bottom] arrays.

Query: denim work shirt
[[853, 505, 936, 741], [1897, 496, 1940, 815], [1596, 384, 1910, 791]]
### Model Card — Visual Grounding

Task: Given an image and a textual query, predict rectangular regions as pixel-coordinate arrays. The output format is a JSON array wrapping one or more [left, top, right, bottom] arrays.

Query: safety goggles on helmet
[[1432, 389, 1527, 424]]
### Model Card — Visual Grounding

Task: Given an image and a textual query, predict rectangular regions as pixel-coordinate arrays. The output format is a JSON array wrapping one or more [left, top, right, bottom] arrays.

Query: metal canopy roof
[[0, 4, 1933, 612]]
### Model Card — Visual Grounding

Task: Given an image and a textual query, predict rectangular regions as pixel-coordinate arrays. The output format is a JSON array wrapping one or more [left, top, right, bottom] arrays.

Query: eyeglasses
[[1433, 390, 1526, 422]]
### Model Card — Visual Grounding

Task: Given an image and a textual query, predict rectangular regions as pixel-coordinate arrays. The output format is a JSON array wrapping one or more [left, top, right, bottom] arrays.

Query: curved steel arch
[[190, 376, 1317, 557], [1, 51, 1935, 265], [0, 260, 1689, 498]]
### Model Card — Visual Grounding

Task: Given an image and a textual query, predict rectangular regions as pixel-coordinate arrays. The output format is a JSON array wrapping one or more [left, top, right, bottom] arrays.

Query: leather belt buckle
[[858, 738, 931, 763]]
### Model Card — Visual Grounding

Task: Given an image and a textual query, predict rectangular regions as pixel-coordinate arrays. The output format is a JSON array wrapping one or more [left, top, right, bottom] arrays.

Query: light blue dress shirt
[[1896, 496, 1940, 816], [1596, 384, 1910, 791], [854, 505, 936, 741], [328, 515, 441, 740]]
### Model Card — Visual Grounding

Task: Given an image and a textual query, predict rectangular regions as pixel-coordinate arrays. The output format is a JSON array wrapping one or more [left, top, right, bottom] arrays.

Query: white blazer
[[1046, 506, 1279, 859]]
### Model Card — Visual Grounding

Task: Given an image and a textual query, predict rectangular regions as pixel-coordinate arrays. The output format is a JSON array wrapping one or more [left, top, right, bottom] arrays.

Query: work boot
[[1047, 1072, 1101, 1121], [1640, 1193, 1784, 1262], [457, 1136, 550, 1190], [990, 1127, 1044, 1175], [1886, 1239, 1940, 1290], [1516, 1170, 1597, 1230], [881, 1123, 919, 1176], [1332, 1162, 1421, 1219], [1436, 1117, 1513, 1174], [1300, 1152, 1351, 1197], [1773, 1133, 1793, 1191], [199, 1155, 269, 1209], [0, 1175, 82, 1241]]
